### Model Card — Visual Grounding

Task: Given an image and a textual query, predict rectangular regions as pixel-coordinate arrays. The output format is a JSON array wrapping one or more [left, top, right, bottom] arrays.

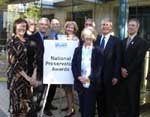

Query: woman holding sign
[[71, 27, 103, 117], [60, 21, 79, 117]]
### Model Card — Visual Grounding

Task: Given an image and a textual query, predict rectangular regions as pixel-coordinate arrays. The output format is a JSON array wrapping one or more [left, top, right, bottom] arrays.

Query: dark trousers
[[97, 83, 116, 117], [44, 84, 57, 110], [27, 111, 37, 117], [118, 77, 141, 117], [78, 88, 96, 117]]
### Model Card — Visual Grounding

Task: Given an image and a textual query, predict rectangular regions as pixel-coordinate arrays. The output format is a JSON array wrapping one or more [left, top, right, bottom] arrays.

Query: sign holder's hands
[[112, 78, 118, 86], [121, 67, 128, 78], [78, 76, 90, 84]]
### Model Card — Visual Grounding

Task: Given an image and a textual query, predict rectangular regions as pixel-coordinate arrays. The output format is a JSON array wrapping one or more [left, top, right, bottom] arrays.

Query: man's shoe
[[64, 108, 75, 117], [44, 110, 53, 116], [61, 107, 68, 111], [50, 104, 58, 110]]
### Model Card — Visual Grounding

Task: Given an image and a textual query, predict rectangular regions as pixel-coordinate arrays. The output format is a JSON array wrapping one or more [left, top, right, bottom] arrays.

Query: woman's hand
[[78, 76, 90, 84], [29, 78, 39, 87]]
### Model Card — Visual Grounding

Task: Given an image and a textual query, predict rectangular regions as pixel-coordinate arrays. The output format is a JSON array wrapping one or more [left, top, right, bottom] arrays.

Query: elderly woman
[[59, 21, 79, 117], [71, 27, 103, 117], [7, 18, 38, 117]]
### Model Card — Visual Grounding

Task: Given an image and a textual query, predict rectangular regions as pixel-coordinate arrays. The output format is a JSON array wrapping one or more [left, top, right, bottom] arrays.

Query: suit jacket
[[71, 46, 103, 93], [28, 32, 44, 80], [95, 35, 121, 84], [122, 36, 148, 78], [47, 29, 62, 40]]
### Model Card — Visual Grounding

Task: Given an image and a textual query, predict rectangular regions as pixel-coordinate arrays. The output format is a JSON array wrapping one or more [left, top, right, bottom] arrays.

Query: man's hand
[[112, 78, 118, 85], [121, 67, 128, 78]]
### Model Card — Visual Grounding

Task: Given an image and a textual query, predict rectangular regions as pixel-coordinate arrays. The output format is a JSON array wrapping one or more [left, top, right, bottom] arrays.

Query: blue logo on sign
[[55, 42, 67, 48]]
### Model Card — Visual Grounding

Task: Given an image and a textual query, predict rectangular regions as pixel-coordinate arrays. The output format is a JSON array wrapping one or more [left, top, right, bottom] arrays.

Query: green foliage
[[24, 5, 42, 21], [0, 0, 5, 6], [14, 5, 42, 21], [15, 13, 26, 19]]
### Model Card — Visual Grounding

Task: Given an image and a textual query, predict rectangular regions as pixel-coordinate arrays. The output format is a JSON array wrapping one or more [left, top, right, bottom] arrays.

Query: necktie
[[43, 36, 48, 39], [100, 36, 105, 49], [126, 37, 131, 49], [55, 33, 58, 40]]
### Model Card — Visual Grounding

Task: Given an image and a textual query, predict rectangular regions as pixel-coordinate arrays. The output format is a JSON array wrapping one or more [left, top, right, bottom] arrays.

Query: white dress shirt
[[81, 45, 92, 88]]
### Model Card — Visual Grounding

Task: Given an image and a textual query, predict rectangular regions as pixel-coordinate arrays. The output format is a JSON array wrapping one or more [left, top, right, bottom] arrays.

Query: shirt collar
[[102, 33, 111, 40], [128, 33, 137, 41], [83, 44, 93, 50], [27, 31, 33, 35]]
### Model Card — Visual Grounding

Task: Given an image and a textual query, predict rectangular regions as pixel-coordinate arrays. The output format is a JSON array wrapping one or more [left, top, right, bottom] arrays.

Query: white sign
[[43, 40, 78, 84]]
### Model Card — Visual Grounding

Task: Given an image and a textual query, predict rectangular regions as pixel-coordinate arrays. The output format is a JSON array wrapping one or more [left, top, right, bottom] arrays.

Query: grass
[[0, 54, 9, 82], [0, 54, 6, 60], [0, 77, 6, 82]]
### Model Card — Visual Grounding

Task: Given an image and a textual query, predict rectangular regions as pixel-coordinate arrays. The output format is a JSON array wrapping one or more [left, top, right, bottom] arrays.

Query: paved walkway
[[0, 81, 150, 117], [0, 82, 9, 117], [0, 109, 7, 117], [0, 82, 80, 117]]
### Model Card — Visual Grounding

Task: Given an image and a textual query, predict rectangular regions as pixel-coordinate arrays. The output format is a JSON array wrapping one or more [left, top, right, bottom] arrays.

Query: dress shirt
[[100, 33, 111, 49]]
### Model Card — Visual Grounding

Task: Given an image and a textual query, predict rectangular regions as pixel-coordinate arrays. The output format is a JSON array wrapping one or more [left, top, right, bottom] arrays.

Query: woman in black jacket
[[71, 27, 103, 117]]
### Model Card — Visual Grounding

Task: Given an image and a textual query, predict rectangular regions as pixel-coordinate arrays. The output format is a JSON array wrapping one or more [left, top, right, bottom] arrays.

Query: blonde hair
[[81, 27, 97, 41], [64, 21, 78, 34]]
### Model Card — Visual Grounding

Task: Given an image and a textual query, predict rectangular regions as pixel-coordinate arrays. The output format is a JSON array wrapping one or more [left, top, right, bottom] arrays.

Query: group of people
[[6, 16, 148, 117]]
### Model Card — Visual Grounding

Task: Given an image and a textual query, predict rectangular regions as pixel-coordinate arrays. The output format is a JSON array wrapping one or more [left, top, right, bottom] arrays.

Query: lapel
[[123, 38, 127, 52], [36, 32, 44, 49], [78, 46, 82, 72], [127, 36, 137, 50], [104, 35, 113, 54], [91, 46, 95, 67], [97, 35, 102, 46], [37, 32, 43, 42], [126, 35, 138, 51]]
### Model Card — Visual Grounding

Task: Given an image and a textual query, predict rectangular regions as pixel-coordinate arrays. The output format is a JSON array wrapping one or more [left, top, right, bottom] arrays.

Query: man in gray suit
[[47, 18, 61, 40], [44, 18, 61, 116]]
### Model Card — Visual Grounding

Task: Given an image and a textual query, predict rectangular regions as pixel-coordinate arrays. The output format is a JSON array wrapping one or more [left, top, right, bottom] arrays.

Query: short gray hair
[[38, 17, 50, 25], [101, 17, 113, 27]]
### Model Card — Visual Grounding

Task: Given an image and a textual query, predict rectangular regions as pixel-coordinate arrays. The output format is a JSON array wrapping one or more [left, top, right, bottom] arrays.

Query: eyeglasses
[[85, 23, 92, 26]]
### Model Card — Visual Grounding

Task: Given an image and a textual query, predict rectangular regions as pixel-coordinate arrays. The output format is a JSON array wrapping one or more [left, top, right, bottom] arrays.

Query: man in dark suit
[[28, 17, 51, 116], [95, 18, 121, 117], [43, 18, 62, 116], [119, 19, 148, 117]]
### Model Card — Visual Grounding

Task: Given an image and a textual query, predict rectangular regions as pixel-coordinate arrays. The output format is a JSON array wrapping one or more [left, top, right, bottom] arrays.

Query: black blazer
[[71, 46, 103, 93], [28, 32, 44, 80], [122, 36, 148, 78], [95, 35, 121, 84]]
